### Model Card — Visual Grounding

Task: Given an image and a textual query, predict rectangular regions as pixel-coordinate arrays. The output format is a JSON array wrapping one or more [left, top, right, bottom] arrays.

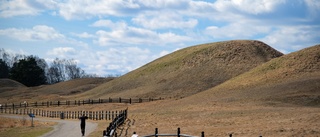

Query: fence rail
[[0, 98, 162, 109], [103, 108, 128, 137], [0, 108, 124, 121], [142, 128, 204, 137], [142, 128, 264, 137]]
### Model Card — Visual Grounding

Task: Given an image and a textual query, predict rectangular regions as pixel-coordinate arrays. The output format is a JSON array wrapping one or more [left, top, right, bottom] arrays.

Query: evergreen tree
[[9, 56, 47, 86], [0, 59, 9, 78]]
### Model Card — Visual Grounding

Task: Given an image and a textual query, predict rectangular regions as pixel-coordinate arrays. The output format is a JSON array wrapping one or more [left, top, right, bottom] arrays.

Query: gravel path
[[0, 114, 98, 137]]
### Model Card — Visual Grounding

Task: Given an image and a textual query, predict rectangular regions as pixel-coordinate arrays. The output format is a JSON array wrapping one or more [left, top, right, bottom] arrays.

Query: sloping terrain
[[0, 79, 28, 102], [0, 79, 26, 88], [33, 77, 113, 95], [192, 44, 320, 106], [78, 40, 283, 99], [1, 41, 320, 136], [126, 44, 320, 136], [0, 78, 113, 103]]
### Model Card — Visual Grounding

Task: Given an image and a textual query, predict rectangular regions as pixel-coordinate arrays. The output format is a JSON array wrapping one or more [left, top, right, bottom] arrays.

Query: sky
[[0, 0, 319, 76]]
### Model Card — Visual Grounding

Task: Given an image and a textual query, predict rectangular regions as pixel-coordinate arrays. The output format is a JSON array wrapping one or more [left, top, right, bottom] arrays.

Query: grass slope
[[0, 79, 26, 88], [191, 44, 320, 106], [126, 44, 320, 136], [79, 40, 282, 99], [0, 78, 113, 103]]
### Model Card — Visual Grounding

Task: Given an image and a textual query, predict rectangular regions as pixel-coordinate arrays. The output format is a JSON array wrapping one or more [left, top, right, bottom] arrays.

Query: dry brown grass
[[76, 40, 283, 100], [0, 41, 319, 136], [0, 78, 112, 103], [0, 79, 26, 88], [0, 116, 56, 137], [125, 100, 320, 137]]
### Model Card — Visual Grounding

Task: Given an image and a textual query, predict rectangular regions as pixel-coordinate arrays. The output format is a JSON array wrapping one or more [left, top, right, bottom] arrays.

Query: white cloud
[[0, 25, 89, 49], [72, 32, 95, 39], [0, 0, 39, 17], [1, 0, 319, 76], [44, 43, 177, 76], [94, 23, 192, 46], [136, 0, 189, 9], [76, 47, 154, 75], [57, 0, 140, 20], [304, 0, 320, 19], [260, 25, 319, 53], [0, 0, 57, 18], [91, 19, 127, 29], [132, 13, 198, 29], [48, 47, 76, 57], [0, 25, 64, 41], [213, 0, 286, 15], [205, 22, 270, 39]]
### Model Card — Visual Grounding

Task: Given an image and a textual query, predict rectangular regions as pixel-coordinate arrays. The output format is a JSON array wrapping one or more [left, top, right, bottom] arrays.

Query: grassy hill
[[159, 44, 320, 110], [77, 40, 283, 99], [0, 78, 113, 103], [1, 41, 319, 136], [126, 43, 320, 136], [0, 79, 26, 88], [193, 43, 320, 106]]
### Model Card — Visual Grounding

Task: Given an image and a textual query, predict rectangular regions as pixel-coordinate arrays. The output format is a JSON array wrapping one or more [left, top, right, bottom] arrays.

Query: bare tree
[[65, 59, 85, 80], [47, 58, 66, 83]]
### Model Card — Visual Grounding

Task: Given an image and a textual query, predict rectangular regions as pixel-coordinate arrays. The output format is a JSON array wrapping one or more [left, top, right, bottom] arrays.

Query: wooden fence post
[[5, 103, 7, 113], [106, 111, 110, 120], [155, 128, 158, 137]]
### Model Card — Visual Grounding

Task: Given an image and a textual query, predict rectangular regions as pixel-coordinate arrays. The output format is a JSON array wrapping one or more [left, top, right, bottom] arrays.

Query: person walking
[[132, 131, 138, 137], [79, 114, 89, 136]]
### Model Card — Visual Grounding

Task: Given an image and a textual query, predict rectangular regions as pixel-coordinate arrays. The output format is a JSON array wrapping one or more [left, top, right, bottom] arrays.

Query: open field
[[0, 116, 55, 137], [0, 40, 319, 136], [126, 100, 320, 137]]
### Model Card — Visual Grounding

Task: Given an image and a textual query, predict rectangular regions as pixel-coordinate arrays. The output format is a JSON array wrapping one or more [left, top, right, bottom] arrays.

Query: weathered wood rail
[[0, 97, 163, 109], [142, 128, 204, 137], [141, 128, 264, 137], [0, 108, 123, 120], [103, 108, 128, 137]]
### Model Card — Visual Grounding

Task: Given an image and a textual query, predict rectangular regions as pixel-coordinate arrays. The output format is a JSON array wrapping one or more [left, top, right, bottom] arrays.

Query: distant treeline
[[0, 48, 115, 86]]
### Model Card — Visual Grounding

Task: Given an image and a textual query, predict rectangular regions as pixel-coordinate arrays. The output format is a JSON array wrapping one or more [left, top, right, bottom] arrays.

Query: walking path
[[0, 114, 98, 137]]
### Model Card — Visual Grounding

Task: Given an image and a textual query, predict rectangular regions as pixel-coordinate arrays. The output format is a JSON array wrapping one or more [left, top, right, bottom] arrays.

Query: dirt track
[[0, 115, 98, 137]]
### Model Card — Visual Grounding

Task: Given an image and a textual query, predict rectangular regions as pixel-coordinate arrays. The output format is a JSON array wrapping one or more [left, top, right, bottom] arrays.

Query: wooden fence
[[141, 128, 204, 137], [0, 108, 124, 121], [141, 128, 264, 137], [103, 108, 128, 137], [0, 97, 163, 109]]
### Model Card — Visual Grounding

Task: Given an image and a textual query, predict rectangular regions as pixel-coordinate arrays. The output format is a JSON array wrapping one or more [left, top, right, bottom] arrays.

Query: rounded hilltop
[[79, 40, 283, 99]]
